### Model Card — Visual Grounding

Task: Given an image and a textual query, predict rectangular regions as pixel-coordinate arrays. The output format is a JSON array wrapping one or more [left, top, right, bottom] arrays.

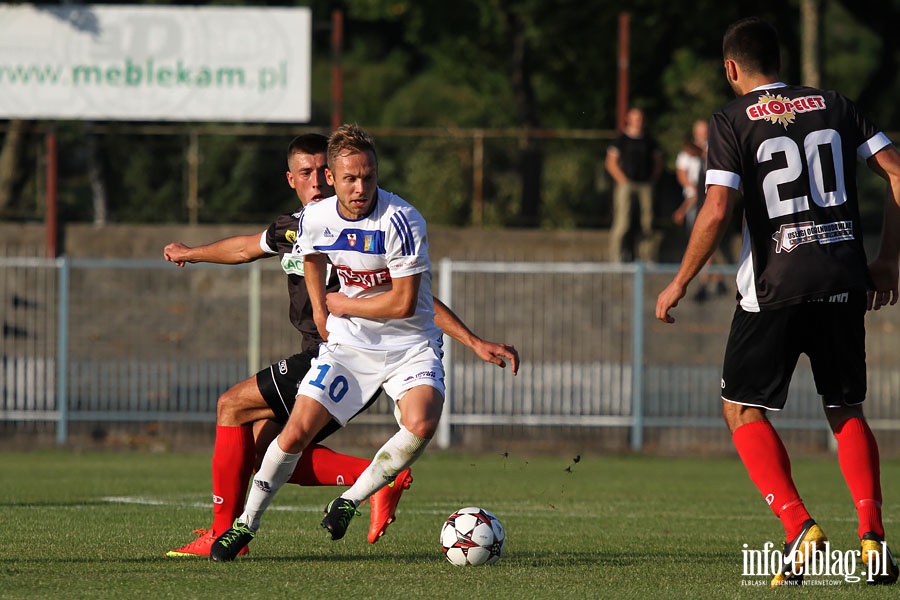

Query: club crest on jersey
[[746, 92, 826, 128], [772, 220, 854, 253], [347, 233, 357, 247]]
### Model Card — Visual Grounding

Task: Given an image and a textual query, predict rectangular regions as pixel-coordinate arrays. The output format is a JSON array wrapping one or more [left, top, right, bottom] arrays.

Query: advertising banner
[[0, 4, 312, 122]]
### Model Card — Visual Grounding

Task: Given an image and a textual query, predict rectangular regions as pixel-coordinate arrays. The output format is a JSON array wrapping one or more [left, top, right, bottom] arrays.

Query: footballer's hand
[[867, 257, 900, 311], [163, 242, 190, 267], [325, 292, 349, 318], [656, 280, 687, 324], [470, 339, 519, 375]]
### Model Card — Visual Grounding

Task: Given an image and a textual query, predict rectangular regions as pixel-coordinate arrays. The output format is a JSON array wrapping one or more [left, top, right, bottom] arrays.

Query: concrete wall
[[3, 221, 702, 263]]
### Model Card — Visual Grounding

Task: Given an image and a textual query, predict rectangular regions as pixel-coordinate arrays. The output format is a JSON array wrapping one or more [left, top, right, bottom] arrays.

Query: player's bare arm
[[604, 149, 627, 184], [656, 184, 737, 324], [326, 273, 421, 320], [303, 253, 331, 340], [866, 146, 900, 310], [163, 234, 267, 267], [432, 298, 520, 375]]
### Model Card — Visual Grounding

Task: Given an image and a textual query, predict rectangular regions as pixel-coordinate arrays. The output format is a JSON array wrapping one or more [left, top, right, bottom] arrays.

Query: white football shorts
[[297, 339, 445, 426]]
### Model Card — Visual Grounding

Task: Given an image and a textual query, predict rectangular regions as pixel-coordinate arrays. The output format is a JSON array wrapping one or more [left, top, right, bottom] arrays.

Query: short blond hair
[[327, 123, 377, 169]]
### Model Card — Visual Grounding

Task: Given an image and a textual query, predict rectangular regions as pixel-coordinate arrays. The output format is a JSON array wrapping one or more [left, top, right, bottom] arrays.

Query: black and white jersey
[[260, 208, 339, 352], [706, 83, 892, 311]]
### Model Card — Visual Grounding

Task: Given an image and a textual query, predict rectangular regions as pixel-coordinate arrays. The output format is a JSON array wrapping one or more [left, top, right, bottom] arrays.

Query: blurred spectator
[[673, 119, 726, 301], [605, 107, 664, 262]]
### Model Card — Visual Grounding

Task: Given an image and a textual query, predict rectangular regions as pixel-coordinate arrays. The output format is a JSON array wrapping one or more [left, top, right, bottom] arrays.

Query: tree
[[0, 120, 30, 218]]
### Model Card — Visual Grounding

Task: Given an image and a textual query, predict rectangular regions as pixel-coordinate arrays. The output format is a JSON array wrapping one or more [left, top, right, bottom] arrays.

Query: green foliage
[[540, 140, 608, 228], [823, 2, 880, 101], [396, 138, 470, 224], [99, 132, 186, 224], [5, 1, 900, 230], [655, 48, 728, 168], [197, 136, 288, 223], [380, 70, 513, 129]]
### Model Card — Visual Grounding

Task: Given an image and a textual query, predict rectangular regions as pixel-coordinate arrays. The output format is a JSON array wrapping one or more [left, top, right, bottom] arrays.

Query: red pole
[[45, 126, 58, 258], [616, 12, 630, 131], [331, 9, 343, 131]]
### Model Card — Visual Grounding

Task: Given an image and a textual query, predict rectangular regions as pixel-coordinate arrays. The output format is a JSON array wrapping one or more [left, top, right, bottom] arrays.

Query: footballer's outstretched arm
[[164, 234, 268, 267], [433, 298, 519, 375]]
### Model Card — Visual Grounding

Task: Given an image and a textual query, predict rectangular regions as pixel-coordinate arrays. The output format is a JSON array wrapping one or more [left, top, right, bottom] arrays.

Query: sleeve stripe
[[858, 132, 892, 161], [705, 169, 742, 191], [259, 230, 276, 254], [390, 212, 415, 256]]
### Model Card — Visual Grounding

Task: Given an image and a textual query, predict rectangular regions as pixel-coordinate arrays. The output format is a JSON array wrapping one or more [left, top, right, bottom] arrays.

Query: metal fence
[[2, 256, 900, 450]]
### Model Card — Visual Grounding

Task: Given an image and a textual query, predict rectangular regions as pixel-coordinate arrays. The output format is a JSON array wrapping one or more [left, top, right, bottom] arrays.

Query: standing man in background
[[657, 17, 900, 586], [605, 107, 664, 262]]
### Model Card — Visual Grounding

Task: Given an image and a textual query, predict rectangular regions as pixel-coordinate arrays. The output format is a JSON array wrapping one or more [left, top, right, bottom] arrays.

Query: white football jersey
[[296, 188, 441, 350]]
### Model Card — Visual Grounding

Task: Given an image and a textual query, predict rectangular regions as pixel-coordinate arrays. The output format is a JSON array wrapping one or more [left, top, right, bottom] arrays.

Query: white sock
[[238, 435, 301, 531], [341, 426, 429, 506]]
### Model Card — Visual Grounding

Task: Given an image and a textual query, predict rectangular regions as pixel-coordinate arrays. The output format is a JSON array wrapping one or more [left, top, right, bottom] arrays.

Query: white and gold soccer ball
[[439, 506, 505, 566]]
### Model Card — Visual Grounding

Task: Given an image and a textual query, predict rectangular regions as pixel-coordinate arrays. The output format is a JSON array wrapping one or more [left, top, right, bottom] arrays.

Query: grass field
[[3, 449, 900, 599]]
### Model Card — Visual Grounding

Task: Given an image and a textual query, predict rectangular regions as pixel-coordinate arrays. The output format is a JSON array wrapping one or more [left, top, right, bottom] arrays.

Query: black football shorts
[[256, 345, 381, 443], [721, 292, 866, 410]]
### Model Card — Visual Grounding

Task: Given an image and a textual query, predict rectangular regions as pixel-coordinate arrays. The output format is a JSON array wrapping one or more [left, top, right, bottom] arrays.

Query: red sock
[[834, 417, 883, 538], [287, 443, 370, 486], [732, 419, 811, 541], [211, 425, 255, 535]]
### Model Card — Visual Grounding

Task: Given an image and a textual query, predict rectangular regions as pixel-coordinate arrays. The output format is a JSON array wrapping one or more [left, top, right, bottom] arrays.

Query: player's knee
[[826, 403, 865, 432], [722, 401, 766, 433], [216, 388, 242, 424], [721, 401, 743, 430], [278, 420, 316, 454], [401, 415, 439, 440]]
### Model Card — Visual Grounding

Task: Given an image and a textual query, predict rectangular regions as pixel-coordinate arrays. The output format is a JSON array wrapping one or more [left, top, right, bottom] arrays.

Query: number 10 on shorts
[[308, 364, 349, 403]]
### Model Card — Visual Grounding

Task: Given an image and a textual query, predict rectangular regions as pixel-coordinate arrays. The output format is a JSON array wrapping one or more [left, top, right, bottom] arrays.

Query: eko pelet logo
[[746, 92, 826, 128], [740, 540, 894, 585]]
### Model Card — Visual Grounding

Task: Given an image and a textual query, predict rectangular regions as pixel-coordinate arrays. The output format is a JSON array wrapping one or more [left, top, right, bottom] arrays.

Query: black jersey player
[[657, 17, 900, 586]]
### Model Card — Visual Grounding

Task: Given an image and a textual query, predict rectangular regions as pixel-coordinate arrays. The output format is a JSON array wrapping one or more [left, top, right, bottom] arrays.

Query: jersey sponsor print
[[706, 83, 892, 311]]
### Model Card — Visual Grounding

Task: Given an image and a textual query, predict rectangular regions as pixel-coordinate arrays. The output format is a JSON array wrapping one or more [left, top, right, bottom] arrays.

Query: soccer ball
[[440, 506, 505, 566]]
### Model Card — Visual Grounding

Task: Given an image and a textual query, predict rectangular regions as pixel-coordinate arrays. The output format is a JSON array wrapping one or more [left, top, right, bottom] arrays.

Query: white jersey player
[[295, 187, 441, 350], [293, 186, 444, 425], [211, 124, 447, 560]]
